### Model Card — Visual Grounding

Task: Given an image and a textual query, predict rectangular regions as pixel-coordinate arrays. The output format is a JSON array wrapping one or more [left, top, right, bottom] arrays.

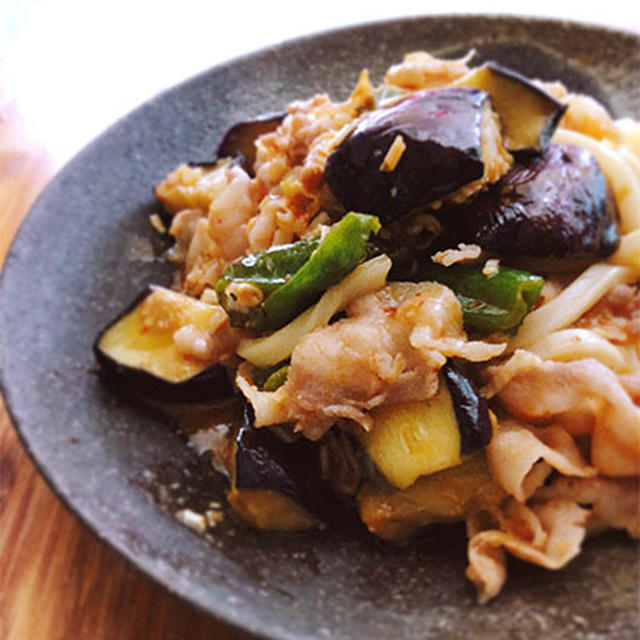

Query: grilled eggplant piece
[[325, 88, 506, 219], [216, 112, 285, 175], [94, 286, 231, 402], [436, 143, 620, 260], [358, 453, 505, 541], [363, 360, 492, 489], [442, 360, 493, 454], [455, 62, 566, 153], [228, 403, 338, 530]]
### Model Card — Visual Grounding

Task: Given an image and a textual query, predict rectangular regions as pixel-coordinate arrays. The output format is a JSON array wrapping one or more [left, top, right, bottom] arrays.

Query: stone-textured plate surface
[[1, 15, 639, 640]]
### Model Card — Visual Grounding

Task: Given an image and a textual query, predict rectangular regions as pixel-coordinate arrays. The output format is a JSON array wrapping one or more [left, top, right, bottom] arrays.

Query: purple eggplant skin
[[95, 349, 232, 403], [455, 61, 567, 154], [324, 88, 490, 220], [441, 360, 492, 456], [215, 112, 285, 175], [233, 402, 340, 522], [93, 287, 233, 404], [435, 143, 620, 260]]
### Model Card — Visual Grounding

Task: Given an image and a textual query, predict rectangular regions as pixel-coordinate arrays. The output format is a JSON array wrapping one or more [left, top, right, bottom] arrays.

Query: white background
[[2, 0, 640, 166]]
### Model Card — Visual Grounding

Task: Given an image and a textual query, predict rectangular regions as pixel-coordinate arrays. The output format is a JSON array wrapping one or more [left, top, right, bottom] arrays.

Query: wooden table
[[0, 66, 251, 640]]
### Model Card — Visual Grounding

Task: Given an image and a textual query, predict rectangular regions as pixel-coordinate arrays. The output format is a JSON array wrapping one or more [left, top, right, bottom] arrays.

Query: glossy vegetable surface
[[441, 360, 493, 454], [217, 212, 380, 333], [414, 263, 544, 333], [364, 384, 461, 489], [455, 62, 566, 152], [325, 88, 491, 219], [363, 360, 492, 489], [435, 143, 620, 259], [216, 236, 320, 313], [94, 286, 232, 402], [228, 402, 337, 530], [260, 364, 289, 391]]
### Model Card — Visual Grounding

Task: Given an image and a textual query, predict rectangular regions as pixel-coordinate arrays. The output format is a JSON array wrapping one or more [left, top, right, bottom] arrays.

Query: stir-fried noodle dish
[[95, 51, 640, 602]]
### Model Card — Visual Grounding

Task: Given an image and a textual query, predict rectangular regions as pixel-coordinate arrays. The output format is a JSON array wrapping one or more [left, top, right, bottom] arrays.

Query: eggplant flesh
[[324, 88, 492, 220], [364, 383, 461, 490], [357, 453, 504, 541], [455, 62, 566, 153], [94, 286, 232, 403], [363, 359, 492, 489], [216, 112, 285, 175], [229, 403, 338, 530], [435, 143, 620, 259]]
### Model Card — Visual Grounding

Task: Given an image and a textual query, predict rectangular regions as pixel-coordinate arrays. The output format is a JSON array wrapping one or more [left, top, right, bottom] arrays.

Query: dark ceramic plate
[[1, 14, 639, 640]]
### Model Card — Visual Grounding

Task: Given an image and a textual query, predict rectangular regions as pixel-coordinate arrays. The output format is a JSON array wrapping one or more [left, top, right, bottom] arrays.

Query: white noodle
[[509, 263, 636, 350], [526, 328, 628, 373], [620, 343, 640, 375], [609, 228, 640, 273], [616, 117, 640, 158], [617, 146, 640, 182]]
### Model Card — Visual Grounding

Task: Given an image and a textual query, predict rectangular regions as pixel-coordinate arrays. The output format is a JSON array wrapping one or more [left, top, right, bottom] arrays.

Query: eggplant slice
[[324, 88, 508, 219], [185, 112, 285, 175], [94, 286, 232, 403], [357, 453, 504, 542], [363, 360, 492, 489], [435, 143, 620, 260], [228, 402, 339, 530], [441, 359, 492, 455], [455, 62, 567, 153], [216, 112, 285, 175]]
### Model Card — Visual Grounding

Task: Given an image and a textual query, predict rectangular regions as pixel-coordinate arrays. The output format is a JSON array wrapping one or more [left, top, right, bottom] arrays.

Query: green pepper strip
[[216, 236, 321, 298], [215, 236, 320, 330], [260, 364, 290, 392], [216, 212, 381, 333], [416, 263, 544, 333]]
